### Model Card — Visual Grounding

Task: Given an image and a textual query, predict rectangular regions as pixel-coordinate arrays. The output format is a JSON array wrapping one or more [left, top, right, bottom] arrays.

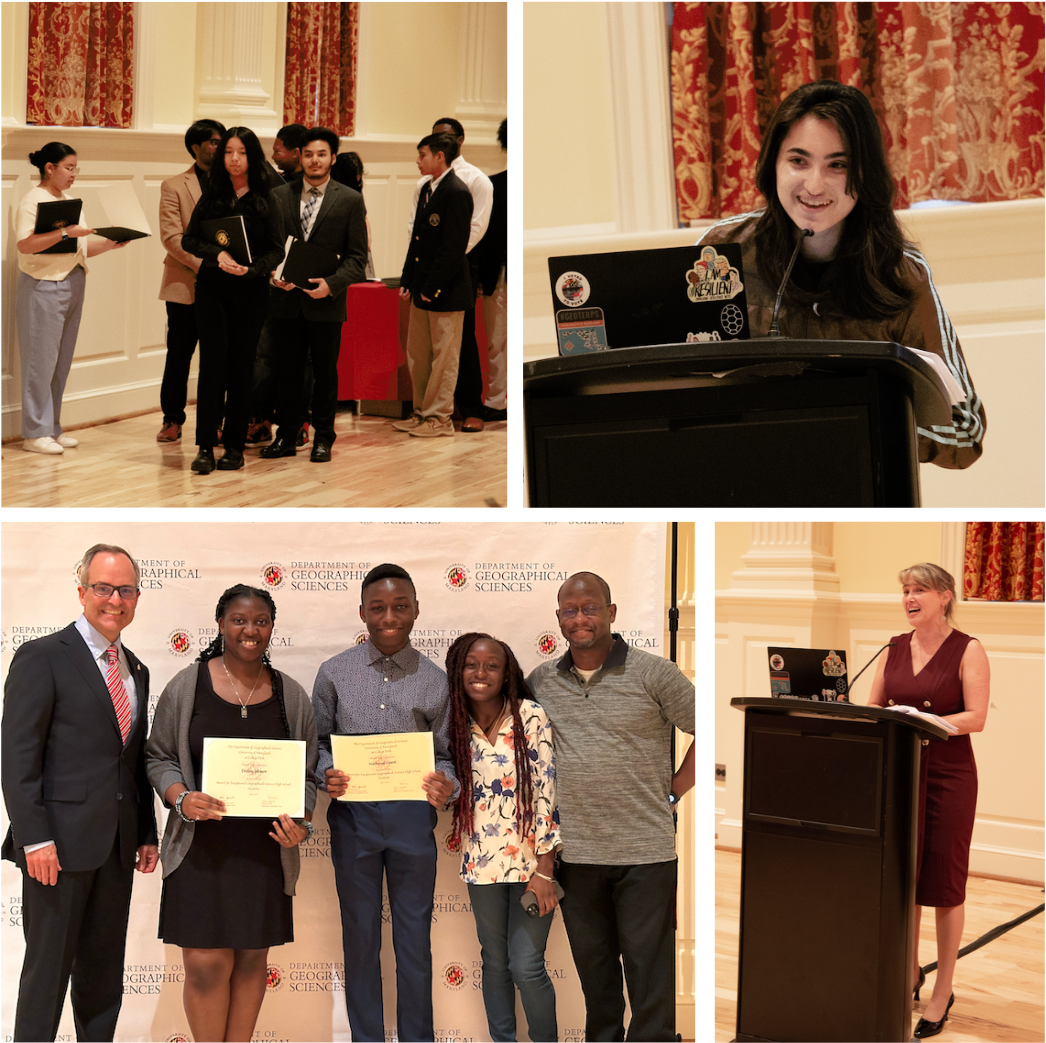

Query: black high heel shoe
[[913, 967, 925, 1000], [913, 993, 954, 1039]]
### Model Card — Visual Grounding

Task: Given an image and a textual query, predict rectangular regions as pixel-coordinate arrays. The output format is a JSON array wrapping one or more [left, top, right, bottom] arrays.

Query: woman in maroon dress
[[868, 563, 990, 1039]]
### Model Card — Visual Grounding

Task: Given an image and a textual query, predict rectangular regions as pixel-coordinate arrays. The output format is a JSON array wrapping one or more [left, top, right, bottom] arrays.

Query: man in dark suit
[[1, 543, 158, 1042], [261, 126, 368, 464], [396, 132, 474, 438]]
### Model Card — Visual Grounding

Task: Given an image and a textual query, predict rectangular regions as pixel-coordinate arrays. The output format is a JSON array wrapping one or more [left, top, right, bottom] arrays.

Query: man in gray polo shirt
[[527, 571, 695, 1043]]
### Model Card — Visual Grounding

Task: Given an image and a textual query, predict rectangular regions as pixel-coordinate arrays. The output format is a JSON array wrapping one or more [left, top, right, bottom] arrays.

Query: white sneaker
[[22, 436, 64, 455], [55, 433, 78, 448]]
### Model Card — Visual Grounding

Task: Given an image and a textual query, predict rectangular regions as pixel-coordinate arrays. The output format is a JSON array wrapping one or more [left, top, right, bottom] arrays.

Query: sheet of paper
[[331, 732, 435, 802], [201, 737, 306, 818]]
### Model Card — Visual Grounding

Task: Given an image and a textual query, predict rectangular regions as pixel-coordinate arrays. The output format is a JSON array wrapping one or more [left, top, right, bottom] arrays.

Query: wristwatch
[[60, 228, 69, 242]]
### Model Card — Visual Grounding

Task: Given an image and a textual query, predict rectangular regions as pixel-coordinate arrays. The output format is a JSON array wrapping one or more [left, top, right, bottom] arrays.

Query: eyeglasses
[[558, 604, 606, 620], [84, 583, 139, 600]]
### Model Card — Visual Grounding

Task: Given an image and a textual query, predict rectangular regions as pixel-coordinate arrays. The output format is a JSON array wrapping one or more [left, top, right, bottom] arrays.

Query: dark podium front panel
[[730, 700, 947, 1043], [524, 340, 953, 507]]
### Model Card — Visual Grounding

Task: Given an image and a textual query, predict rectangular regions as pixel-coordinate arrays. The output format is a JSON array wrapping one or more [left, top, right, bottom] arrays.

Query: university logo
[[168, 629, 193, 657], [535, 632, 559, 659], [443, 829, 462, 856], [165, 1035, 190, 1043], [266, 963, 285, 993], [354, 630, 369, 646], [445, 564, 470, 591], [261, 562, 285, 588], [441, 961, 467, 991]]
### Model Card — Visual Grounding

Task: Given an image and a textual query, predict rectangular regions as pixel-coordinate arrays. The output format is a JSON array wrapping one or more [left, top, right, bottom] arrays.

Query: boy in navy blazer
[[396, 133, 474, 438]]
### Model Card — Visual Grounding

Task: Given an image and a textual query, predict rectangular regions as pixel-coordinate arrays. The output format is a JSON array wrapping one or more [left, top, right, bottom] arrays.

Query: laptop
[[548, 242, 750, 355], [767, 647, 849, 702]]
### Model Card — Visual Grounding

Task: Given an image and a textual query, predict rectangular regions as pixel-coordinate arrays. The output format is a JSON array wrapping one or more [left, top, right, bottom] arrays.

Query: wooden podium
[[523, 340, 954, 507], [729, 698, 949, 1042]]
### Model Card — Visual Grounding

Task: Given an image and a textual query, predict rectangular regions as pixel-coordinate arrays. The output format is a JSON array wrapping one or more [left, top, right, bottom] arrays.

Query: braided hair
[[197, 584, 289, 738], [445, 632, 535, 848]]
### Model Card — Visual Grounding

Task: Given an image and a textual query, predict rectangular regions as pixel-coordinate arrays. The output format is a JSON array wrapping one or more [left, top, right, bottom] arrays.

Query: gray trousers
[[15, 268, 86, 439]]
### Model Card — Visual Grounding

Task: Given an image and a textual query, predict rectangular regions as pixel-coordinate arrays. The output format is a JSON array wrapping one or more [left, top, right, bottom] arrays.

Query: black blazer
[[474, 168, 507, 295], [400, 168, 474, 312], [1, 623, 157, 873], [267, 178, 369, 324]]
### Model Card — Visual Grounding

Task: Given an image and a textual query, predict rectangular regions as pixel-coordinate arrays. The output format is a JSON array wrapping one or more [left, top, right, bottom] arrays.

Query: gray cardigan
[[145, 661, 318, 896]]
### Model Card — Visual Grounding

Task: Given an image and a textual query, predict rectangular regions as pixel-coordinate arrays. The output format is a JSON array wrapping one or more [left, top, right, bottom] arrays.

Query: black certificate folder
[[201, 215, 252, 266], [35, 198, 82, 253]]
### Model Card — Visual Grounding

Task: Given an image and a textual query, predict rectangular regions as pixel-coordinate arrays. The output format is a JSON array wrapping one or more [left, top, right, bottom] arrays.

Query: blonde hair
[[898, 563, 956, 622]]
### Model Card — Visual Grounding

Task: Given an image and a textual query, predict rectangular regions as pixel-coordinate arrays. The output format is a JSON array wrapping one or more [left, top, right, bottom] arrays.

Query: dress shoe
[[913, 993, 954, 1039], [391, 413, 424, 432], [296, 421, 311, 447], [22, 436, 63, 455], [259, 435, 297, 459], [244, 419, 272, 445], [156, 421, 182, 442], [310, 440, 332, 463], [461, 417, 485, 433], [483, 406, 508, 422], [191, 447, 216, 474], [216, 448, 244, 470], [409, 416, 454, 438]]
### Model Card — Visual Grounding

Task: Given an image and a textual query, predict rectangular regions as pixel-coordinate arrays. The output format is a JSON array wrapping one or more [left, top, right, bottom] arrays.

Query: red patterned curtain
[[964, 522, 1045, 602], [26, 2, 134, 128], [671, 2, 1045, 223], [284, 2, 359, 137]]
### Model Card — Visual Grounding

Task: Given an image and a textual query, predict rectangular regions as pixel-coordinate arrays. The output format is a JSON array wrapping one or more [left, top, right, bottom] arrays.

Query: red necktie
[[105, 645, 132, 742]]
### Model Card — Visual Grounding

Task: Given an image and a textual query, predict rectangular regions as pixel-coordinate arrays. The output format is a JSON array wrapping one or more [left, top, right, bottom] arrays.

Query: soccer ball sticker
[[720, 303, 744, 335]]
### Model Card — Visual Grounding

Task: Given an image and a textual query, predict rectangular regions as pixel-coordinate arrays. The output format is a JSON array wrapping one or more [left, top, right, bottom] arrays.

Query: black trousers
[[14, 839, 135, 1042], [159, 300, 199, 425], [453, 297, 485, 418], [193, 269, 268, 451], [250, 317, 314, 424], [558, 859, 677, 1043], [270, 316, 342, 445]]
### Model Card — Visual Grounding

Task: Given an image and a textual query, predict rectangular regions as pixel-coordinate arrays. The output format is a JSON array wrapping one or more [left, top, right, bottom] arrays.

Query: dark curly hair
[[445, 632, 535, 848]]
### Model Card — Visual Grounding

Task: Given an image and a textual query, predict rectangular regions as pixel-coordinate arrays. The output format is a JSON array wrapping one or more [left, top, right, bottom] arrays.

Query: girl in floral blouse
[[446, 633, 561, 1043]]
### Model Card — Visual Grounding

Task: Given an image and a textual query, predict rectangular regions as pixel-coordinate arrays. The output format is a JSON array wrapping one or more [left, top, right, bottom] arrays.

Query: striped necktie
[[104, 645, 132, 743], [301, 187, 320, 240]]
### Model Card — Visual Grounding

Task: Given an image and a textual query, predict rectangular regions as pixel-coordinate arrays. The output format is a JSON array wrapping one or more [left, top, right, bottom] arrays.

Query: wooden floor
[[715, 848, 1045, 1042], [1, 407, 507, 508]]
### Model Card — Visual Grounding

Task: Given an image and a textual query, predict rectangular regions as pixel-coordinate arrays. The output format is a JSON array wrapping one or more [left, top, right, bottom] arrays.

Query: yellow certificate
[[201, 737, 306, 818], [331, 732, 435, 801]]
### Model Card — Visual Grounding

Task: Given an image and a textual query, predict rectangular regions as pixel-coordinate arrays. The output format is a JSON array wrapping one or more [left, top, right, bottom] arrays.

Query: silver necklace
[[220, 654, 264, 718]]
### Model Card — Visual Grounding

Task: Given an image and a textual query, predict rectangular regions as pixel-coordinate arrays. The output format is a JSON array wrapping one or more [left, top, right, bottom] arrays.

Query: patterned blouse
[[459, 699, 560, 885]]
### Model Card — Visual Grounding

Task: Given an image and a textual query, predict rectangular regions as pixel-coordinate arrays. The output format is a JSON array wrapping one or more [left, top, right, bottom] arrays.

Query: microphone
[[768, 228, 813, 338], [844, 642, 896, 699]]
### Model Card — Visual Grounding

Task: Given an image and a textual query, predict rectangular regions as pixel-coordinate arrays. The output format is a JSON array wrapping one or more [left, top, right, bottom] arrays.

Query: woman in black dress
[[181, 127, 284, 474], [147, 585, 317, 1042], [867, 563, 989, 1038]]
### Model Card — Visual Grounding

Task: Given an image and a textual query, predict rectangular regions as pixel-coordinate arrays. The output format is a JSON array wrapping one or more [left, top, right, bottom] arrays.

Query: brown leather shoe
[[461, 417, 485, 433], [156, 421, 182, 442]]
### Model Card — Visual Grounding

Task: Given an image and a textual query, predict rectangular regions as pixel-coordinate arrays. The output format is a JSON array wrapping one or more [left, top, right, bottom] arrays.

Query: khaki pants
[[405, 303, 464, 423]]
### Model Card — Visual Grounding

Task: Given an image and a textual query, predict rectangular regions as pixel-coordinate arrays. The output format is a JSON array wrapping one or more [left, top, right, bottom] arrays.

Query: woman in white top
[[15, 142, 125, 455], [445, 632, 561, 1043]]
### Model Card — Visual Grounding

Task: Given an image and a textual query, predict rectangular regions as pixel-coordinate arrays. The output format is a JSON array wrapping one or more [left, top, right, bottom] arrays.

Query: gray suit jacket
[[267, 177, 368, 324], [145, 662, 318, 896]]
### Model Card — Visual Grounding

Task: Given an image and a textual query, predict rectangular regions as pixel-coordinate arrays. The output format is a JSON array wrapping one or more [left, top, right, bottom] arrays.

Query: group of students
[[14, 116, 507, 469], [2, 549, 695, 1043]]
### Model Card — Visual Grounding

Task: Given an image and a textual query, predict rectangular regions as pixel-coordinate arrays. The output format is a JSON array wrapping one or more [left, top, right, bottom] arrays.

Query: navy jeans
[[467, 880, 558, 1042]]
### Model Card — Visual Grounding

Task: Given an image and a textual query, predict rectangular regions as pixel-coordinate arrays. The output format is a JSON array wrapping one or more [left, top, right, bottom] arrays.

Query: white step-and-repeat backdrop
[[1, 521, 673, 1043]]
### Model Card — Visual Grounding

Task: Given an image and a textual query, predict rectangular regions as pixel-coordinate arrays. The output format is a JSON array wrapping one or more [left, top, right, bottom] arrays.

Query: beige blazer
[[158, 165, 204, 304]]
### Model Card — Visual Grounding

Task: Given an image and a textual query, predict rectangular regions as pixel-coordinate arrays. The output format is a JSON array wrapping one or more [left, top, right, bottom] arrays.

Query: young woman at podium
[[866, 563, 990, 1038], [697, 80, 985, 472]]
